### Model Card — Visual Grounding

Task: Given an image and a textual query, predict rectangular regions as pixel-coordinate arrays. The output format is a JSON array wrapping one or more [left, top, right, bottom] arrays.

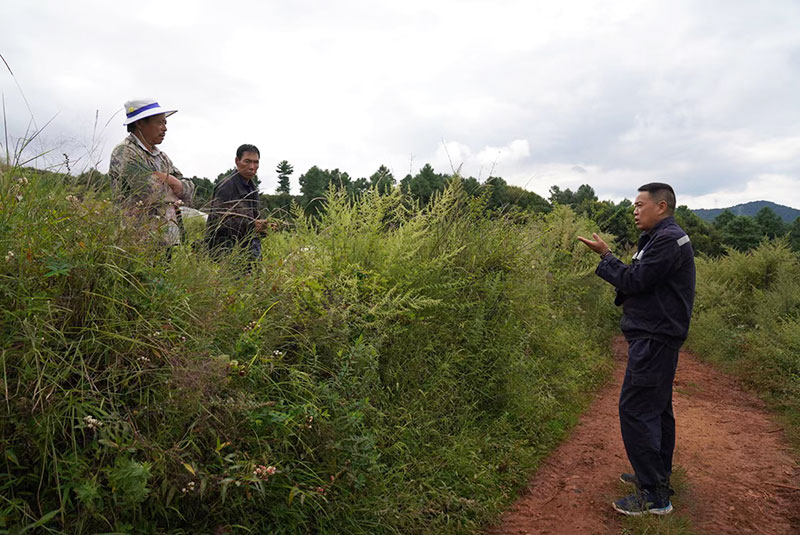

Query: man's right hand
[[577, 233, 611, 257], [254, 219, 278, 233]]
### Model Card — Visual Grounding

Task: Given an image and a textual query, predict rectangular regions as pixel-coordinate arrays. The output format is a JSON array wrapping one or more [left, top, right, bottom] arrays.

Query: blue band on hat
[[126, 102, 161, 118]]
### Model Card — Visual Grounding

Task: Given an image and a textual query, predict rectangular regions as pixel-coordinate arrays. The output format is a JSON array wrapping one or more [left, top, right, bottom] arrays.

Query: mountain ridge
[[692, 200, 800, 223]]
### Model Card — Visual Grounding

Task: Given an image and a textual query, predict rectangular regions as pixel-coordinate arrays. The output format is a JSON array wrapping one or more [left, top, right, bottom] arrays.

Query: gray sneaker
[[613, 488, 673, 516]]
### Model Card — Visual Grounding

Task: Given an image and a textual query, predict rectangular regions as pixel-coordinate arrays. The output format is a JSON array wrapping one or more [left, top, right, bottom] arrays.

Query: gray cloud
[[2, 0, 800, 208]]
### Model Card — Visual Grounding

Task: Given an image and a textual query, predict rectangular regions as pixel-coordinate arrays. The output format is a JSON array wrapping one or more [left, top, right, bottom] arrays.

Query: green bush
[[0, 169, 616, 533], [688, 241, 800, 448]]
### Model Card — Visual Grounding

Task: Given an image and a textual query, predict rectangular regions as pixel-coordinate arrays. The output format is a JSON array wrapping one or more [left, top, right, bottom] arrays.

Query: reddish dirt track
[[487, 338, 800, 535]]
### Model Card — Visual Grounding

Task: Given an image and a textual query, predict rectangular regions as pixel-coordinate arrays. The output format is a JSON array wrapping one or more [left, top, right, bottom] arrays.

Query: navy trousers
[[619, 338, 680, 491]]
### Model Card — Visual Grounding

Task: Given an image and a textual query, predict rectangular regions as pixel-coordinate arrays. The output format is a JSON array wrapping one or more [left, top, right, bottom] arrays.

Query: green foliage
[[710, 207, 793, 254], [719, 214, 766, 251], [260, 193, 299, 222], [69, 168, 110, 191], [276, 160, 294, 195], [299, 165, 333, 215], [582, 199, 638, 249], [299, 166, 371, 215], [674, 206, 725, 257], [107, 457, 152, 506], [754, 206, 785, 239], [0, 167, 618, 533], [713, 208, 736, 229], [790, 218, 800, 252], [400, 163, 446, 206], [190, 175, 215, 210], [548, 184, 597, 208], [482, 176, 549, 215], [369, 165, 395, 195], [216, 167, 236, 184], [687, 241, 800, 449]]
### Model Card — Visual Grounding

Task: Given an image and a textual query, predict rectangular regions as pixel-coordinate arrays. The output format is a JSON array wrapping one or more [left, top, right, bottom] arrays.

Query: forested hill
[[693, 200, 800, 223]]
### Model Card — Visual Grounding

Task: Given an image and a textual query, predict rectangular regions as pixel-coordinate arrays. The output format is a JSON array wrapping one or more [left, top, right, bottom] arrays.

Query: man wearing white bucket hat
[[108, 98, 195, 248]]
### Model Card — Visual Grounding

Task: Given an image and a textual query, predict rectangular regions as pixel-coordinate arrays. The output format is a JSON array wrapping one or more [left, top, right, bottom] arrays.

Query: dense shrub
[[687, 241, 800, 448], [0, 169, 616, 533]]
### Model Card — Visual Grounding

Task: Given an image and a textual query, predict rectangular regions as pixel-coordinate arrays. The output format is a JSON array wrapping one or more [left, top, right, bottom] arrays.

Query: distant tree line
[[544, 185, 800, 256], [45, 162, 800, 258], [711, 206, 800, 252]]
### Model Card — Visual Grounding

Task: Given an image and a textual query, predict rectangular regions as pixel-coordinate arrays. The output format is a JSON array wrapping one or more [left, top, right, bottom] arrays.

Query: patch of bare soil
[[487, 337, 800, 535]]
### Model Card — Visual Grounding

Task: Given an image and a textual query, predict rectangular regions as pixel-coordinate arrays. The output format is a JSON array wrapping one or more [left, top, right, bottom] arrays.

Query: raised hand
[[577, 233, 610, 256]]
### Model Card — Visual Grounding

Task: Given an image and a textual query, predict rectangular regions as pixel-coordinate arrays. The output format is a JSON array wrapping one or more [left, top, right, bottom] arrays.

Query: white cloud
[[734, 136, 800, 165], [2, 0, 800, 209], [682, 174, 800, 210], [425, 139, 530, 179], [476, 140, 530, 167], [434, 140, 472, 174]]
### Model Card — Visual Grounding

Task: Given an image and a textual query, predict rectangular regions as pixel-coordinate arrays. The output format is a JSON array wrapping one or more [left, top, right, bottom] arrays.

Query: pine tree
[[276, 160, 294, 195], [369, 165, 395, 195]]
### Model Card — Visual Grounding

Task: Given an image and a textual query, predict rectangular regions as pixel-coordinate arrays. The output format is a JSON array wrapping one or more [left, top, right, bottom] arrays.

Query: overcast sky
[[3, 0, 799, 209]]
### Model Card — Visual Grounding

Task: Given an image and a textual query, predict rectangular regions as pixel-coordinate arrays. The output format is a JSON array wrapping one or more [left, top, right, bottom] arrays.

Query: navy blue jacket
[[596, 216, 696, 349], [205, 171, 260, 251]]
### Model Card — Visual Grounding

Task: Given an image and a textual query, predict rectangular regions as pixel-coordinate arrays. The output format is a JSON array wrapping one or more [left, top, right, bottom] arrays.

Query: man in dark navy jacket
[[578, 182, 695, 516], [205, 144, 273, 265]]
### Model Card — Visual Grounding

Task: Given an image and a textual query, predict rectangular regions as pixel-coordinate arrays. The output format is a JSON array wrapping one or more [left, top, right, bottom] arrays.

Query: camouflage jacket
[[108, 134, 195, 246]]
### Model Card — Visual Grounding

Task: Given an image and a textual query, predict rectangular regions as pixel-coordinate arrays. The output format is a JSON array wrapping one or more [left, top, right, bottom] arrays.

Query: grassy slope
[[0, 168, 619, 534]]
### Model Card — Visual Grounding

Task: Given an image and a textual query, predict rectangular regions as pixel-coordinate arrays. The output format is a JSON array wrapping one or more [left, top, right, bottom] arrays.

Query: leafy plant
[[0, 165, 617, 533]]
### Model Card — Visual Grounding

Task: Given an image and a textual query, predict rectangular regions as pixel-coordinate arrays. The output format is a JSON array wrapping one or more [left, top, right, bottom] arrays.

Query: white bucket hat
[[122, 98, 177, 125]]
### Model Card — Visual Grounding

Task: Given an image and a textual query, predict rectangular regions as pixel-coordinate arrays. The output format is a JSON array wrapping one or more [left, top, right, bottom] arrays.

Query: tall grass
[[687, 241, 800, 449], [0, 167, 617, 533]]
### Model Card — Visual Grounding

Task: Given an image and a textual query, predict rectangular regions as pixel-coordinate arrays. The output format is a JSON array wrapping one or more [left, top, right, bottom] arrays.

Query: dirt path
[[487, 338, 800, 535]]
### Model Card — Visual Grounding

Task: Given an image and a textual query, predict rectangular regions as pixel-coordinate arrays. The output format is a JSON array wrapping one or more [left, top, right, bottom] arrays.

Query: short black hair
[[236, 144, 260, 160], [638, 182, 676, 214]]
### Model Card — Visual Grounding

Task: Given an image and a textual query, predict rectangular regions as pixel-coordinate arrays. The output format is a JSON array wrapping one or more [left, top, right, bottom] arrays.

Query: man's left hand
[[154, 172, 183, 195]]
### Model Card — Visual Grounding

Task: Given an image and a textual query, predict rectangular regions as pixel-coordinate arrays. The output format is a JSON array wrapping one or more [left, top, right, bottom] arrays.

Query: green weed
[[687, 242, 800, 451], [0, 167, 617, 533]]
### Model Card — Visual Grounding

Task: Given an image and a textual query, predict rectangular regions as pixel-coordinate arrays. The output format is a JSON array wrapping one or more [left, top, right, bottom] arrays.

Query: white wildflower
[[83, 415, 103, 430], [253, 465, 277, 479], [300, 415, 314, 430], [5, 251, 14, 262]]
